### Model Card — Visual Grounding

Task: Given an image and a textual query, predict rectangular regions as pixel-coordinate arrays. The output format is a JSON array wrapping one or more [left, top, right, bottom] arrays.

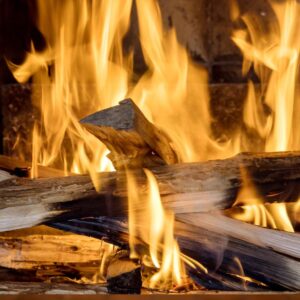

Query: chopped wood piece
[[80, 99, 179, 169], [106, 250, 141, 294], [0, 282, 108, 294], [0, 225, 118, 283], [1, 151, 300, 232], [0, 155, 66, 178], [51, 216, 300, 291]]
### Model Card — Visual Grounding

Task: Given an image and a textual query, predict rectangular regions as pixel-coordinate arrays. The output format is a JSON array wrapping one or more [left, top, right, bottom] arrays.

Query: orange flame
[[127, 169, 187, 290]]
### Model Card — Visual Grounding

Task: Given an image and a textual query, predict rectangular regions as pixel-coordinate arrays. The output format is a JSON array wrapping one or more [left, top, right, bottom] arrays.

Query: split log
[[106, 250, 141, 294], [0, 225, 118, 283], [177, 213, 300, 259], [0, 282, 108, 294], [0, 225, 143, 293], [1, 151, 300, 232], [80, 99, 179, 169], [0, 154, 66, 178], [51, 217, 300, 291]]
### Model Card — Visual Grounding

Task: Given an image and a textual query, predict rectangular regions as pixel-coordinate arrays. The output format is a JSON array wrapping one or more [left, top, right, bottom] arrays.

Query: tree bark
[[51, 216, 300, 291], [1, 151, 300, 232]]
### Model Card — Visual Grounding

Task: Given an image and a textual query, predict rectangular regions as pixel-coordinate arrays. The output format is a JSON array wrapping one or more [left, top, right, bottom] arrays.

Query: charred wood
[[50, 216, 300, 291]]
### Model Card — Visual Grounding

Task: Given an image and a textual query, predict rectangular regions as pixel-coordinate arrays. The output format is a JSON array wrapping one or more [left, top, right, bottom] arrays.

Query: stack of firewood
[[0, 99, 299, 294]]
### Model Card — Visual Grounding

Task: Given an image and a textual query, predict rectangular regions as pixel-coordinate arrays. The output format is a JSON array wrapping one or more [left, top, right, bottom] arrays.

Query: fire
[[230, 168, 295, 232], [232, 0, 300, 151], [128, 169, 186, 290], [5, 0, 300, 288], [229, 0, 300, 230]]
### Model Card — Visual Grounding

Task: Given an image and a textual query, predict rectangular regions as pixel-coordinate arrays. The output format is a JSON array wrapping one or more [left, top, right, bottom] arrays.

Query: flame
[[8, 0, 242, 176], [230, 168, 296, 232], [232, 0, 300, 151], [128, 169, 187, 290], [6, 0, 300, 287], [227, 0, 300, 231]]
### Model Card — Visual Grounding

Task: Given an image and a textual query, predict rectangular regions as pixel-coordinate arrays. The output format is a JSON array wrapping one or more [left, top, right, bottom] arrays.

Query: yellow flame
[[231, 168, 295, 232], [232, 0, 300, 151], [128, 169, 187, 290], [9, 0, 241, 175]]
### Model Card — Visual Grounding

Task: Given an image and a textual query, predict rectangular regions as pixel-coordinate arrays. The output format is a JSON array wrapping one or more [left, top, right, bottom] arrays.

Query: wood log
[[0, 281, 108, 294], [51, 217, 300, 291], [80, 99, 179, 169], [0, 225, 118, 283], [177, 213, 300, 259], [106, 250, 141, 294], [1, 151, 300, 232], [0, 225, 143, 293], [0, 155, 66, 178]]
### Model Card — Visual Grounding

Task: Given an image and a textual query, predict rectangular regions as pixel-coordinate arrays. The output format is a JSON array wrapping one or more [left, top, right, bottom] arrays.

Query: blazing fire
[[127, 169, 188, 289], [6, 0, 300, 290]]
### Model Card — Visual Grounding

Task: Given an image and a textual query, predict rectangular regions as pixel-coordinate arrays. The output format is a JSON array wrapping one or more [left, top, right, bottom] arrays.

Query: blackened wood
[[1, 151, 300, 231], [106, 250, 141, 294], [80, 98, 179, 169], [51, 216, 300, 291]]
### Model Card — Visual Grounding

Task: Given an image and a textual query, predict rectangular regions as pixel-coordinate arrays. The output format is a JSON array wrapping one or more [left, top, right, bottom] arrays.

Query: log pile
[[0, 98, 299, 294]]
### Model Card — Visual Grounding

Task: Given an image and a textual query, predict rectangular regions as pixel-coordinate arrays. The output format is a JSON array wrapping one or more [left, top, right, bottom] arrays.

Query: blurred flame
[[229, 0, 300, 231], [8, 0, 223, 178], [232, 0, 300, 151], [128, 169, 187, 290], [231, 168, 296, 232]]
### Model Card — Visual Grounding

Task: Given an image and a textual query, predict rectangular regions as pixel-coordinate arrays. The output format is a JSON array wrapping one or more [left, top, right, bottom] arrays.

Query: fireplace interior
[[0, 0, 300, 296]]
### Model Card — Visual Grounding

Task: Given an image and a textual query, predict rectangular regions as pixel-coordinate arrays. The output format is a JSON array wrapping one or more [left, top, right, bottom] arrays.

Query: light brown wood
[[0, 155, 66, 178], [81, 99, 179, 169], [0, 151, 300, 232], [0, 281, 108, 294], [0, 225, 119, 283]]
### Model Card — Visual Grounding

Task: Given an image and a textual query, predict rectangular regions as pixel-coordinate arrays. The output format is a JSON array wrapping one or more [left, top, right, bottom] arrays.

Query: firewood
[[177, 213, 300, 259], [106, 250, 141, 294], [1, 151, 300, 232], [51, 217, 300, 291], [80, 99, 179, 169], [0, 281, 108, 294], [0, 155, 66, 178], [0, 226, 142, 293], [0, 225, 120, 283]]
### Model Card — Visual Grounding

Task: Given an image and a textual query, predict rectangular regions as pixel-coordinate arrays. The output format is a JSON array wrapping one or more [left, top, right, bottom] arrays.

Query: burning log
[[106, 250, 142, 294], [51, 216, 300, 291], [0, 225, 117, 282], [80, 99, 179, 169], [0, 225, 143, 293], [177, 213, 300, 259], [1, 151, 300, 232]]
